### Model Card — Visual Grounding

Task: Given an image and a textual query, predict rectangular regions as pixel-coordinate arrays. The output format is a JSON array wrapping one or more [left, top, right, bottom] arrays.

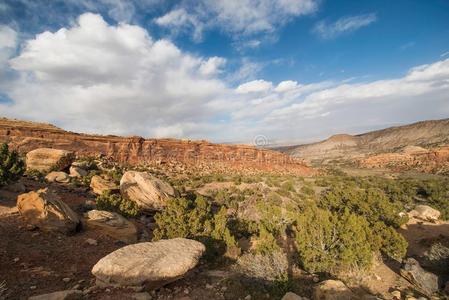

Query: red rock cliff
[[0, 118, 313, 175]]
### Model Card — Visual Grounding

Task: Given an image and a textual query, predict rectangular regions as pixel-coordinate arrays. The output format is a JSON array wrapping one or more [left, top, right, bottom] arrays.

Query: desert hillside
[[0, 118, 312, 175]]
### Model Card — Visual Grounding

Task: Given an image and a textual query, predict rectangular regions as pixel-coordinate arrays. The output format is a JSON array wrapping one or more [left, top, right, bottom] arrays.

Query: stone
[[400, 258, 439, 296], [26, 148, 75, 172], [282, 292, 304, 300], [408, 205, 441, 222], [45, 171, 70, 183], [130, 292, 152, 300], [313, 280, 356, 300], [17, 188, 80, 233], [120, 171, 177, 211], [85, 238, 98, 246], [90, 175, 119, 195], [28, 289, 83, 300], [69, 166, 87, 177], [85, 210, 137, 244], [391, 290, 401, 299], [91, 238, 205, 288], [62, 278, 71, 283]]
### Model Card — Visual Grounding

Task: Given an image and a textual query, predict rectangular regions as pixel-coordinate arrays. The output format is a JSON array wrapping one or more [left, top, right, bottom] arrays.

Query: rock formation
[[0, 118, 312, 175]]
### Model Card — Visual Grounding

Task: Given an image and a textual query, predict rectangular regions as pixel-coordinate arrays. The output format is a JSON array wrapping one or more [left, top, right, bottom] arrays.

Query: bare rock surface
[[120, 171, 177, 211], [45, 171, 70, 183], [91, 238, 205, 288], [313, 280, 356, 300], [90, 175, 119, 195], [26, 148, 75, 172], [408, 205, 441, 222], [85, 210, 137, 244], [400, 258, 439, 296], [17, 188, 80, 233]]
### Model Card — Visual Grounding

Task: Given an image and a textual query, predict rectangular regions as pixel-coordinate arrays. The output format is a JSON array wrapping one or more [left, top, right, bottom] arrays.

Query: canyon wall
[[0, 118, 313, 175]]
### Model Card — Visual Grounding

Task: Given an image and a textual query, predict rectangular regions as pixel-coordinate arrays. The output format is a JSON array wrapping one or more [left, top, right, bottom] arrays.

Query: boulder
[[26, 148, 75, 172], [90, 175, 119, 195], [92, 238, 205, 288], [69, 166, 87, 177], [313, 280, 356, 300], [85, 210, 137, 244], [120, 171, 177, 211], [408, 205, 441, 222], [45, 171, 70, 183], [17, 188, 80, 233], [28, 290, 83, 300], [282, 292, 306, 300], [400, 258, 439, 296]]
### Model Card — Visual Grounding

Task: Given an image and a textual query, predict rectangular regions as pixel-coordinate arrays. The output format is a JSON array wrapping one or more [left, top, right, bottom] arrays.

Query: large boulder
[[92, 238, 205, 288], [400, 258, 439, 296], [85, 210, 137, 244], [313, 280, 356, 300], [28, 290, 83, 300], [408, 205, 441, 222], [90, 175, 119, 195], [26, 148, 75, 172], [17, 188, 80, 233], [45, 171, 70, 183], [120, 171, 177, 211]]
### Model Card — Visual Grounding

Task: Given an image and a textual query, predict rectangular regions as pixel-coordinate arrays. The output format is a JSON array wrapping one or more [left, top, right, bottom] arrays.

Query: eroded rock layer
[[0, 118, 313, 175]]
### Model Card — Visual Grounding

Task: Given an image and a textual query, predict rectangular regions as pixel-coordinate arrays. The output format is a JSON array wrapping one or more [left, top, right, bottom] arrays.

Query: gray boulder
[[400, 258, 439, 296]]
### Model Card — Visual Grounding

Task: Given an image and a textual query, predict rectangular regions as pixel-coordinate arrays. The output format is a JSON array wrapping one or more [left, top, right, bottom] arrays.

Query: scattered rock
[[85, 210, 137, 244], [26, 148, 75, 172], [85, 238, 98, 246], [400, 258, 439, 296], [90, 175, 119, 195], [313, 280, 356, 300], [28, 289, 83, 300], [120, 171, 177, 211], [17, 188, 81, 233], [391, 290, 401, 299], [45, 171, 70, 183], [91, 238, 205, 289], [282, 292, 305, 300], [69, 166, 87, 177], [408, 205, 441, 222]]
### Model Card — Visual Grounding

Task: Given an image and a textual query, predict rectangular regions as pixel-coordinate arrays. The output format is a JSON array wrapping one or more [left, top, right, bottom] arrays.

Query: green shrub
[[0, 143, 25, 186], [293, 206, 375, 274], [153, 195, 238, 257], [96, 191, 139, 217], [371, 221, 407, 261], [254, 225, 281, 255]]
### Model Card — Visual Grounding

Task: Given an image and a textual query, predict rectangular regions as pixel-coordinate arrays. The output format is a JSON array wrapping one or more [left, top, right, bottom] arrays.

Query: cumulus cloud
[[1, 13, 449, 145], [155, 0, 319, 43], [313, 13, 377, 39]]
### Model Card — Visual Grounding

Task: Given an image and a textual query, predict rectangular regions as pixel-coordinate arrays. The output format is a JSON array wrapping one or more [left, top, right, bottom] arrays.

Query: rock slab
[[400, 258, 439, 296], [409, 205, 441, 222], [17, 188, 80, 233], [92, 238, 205, 288], [90, 175, 119, 195], [85, 210, 137, 244], [26, 148, 75, 172], [120, 171, 176, 210]]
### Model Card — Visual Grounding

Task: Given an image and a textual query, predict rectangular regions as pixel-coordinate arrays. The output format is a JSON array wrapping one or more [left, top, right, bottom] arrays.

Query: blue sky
[[0, 0, 449, 144]]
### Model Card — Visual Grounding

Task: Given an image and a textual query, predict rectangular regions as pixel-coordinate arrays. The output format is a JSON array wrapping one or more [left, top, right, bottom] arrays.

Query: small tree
[[0, 143, 25, 186]]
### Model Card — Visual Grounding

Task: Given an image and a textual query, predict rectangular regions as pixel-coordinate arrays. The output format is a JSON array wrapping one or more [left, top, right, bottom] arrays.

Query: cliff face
[[0, 118, 313, 175]]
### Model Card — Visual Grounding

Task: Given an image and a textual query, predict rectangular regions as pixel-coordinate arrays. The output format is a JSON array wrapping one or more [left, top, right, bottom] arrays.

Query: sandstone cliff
[[0, 118, 312, 175]]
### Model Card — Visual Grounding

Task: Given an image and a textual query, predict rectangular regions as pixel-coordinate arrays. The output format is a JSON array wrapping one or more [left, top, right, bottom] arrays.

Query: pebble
[[72, 284, 81, 290], [31, 232, 40, 237], [13, 257, 19, 263], [245, 295, 251, 300], [206, 284, 213, 289], [312, 276, 320, 283], [62, 277, 71, 283], [85, 238, 98, 246], [30, 286, 37, 290], [184, 288, 190, 294]]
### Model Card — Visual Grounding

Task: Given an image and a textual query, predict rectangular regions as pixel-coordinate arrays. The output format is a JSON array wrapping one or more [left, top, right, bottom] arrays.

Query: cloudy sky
[[0, 0, 449, 145]]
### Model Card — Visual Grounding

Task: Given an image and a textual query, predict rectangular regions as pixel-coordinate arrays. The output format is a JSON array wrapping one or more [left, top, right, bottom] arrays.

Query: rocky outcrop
[[0, 118, 313, 175], [25, 148, 75, 172], [90, 175, 119, 195], [313, 280, 356, 300], [45, 171, 70, 183], [400, 258, 439, 296], [17, 188, 80, 233], [91, 238, 205, 288], [120, 171, 177, 211], [408, 205, 441, 222], [85, 210, 137, 244]]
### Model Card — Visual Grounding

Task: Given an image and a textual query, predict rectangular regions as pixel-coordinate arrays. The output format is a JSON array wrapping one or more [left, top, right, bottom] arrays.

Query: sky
[[0, 0, 449, 145]]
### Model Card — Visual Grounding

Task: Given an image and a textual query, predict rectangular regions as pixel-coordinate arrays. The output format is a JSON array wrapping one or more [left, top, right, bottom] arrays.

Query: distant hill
[[278, 118, 449, 165]]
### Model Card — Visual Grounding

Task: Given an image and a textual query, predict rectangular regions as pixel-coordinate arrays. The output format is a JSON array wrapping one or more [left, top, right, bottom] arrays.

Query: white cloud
[[236, 79, 273, 93], [155, 0, 319, 43], [1, 13, 449, 145], [0, 25, 17, 48], [313, 13, 377, 39]]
